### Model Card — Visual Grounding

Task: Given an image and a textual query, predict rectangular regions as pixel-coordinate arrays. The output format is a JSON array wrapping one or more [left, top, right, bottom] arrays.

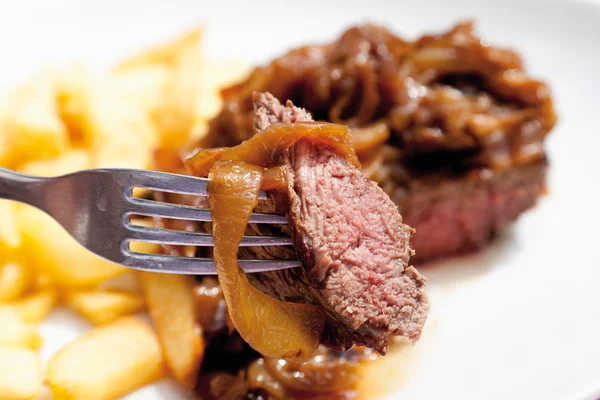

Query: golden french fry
[[129, 239, 161, 255], [66, 290, 145, 325], [0, 308, 42, 350], [0, 133, 7, 166], [0, 71, 68, 168], [94, 144, 153, 170], [188, 59, 248, 144], [0, 262, 30, 302], [31, 272, 53, 291], [152, 45, 203, 151], [47, 317, 165, 400], [78, 77, 158, 170], [128, 217, 161, 255], [97, 271, 143, 296], [0, 200, 21, 251], [195, 59, 249, 123], [54, 64, 88, 100], [116, 26, 205, 150], [16, 205, 126, 288], [14, 152, 117, 288], [54, 64, 92, 146], [11, 288, 57, 323], [53, 65, 159, 168], [140, 272, 204, 389], [0, 346, 42, 400], [116, 27, 203, 71], [18, 150, 91, 177], [131, 187, 153, 200], [111, 65, 169, 115]]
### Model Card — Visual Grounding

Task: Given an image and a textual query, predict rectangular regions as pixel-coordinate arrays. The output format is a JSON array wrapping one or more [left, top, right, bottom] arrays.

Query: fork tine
[[123, 170, 270, 200], [121, 252, 301, 274], [125, 170, 209, 196], [127, 198, 288, 224], [125, 225, 293, 247]]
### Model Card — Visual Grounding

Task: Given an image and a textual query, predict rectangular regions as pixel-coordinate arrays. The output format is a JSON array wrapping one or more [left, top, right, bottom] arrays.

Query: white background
[[1, 1, 599, 399]]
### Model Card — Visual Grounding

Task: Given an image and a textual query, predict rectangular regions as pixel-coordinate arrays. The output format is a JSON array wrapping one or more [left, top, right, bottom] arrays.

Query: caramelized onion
[[247, 358, 286, 398], [261, 165, 289, 191], [204, 22, 556, 173], [208, 160, 324, 361], [246, 348, 366, 399], [185, 122, 359, 176], [351, 121, 390, 156], [264, 353, 360, 393], [193, 278, 224, 330], [207, 372, 248, 400]]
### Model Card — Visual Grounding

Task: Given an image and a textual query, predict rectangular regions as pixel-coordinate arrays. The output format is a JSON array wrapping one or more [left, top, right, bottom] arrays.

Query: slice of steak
[[245, 92, 428, 353]]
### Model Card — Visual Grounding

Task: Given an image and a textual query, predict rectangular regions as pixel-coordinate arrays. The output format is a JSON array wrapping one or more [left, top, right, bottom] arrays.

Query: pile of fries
[[0, 27, 247, 399]]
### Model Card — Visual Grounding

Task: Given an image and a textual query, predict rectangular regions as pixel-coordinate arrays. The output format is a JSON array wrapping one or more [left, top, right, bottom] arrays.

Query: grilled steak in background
[[204, 22, 557, 262], [241, 92, 428, 353], [382, 160, 547, 260]]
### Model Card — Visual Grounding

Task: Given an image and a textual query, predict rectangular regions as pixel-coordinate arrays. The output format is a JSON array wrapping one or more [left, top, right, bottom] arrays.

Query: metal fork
[[0, 167, 300, 274]]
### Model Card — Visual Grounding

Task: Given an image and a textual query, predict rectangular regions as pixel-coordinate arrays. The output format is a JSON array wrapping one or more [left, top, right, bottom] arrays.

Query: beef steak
[[204, 23, 556, 262], [245, 93, 428, 353], [388, 162, 547, 262]]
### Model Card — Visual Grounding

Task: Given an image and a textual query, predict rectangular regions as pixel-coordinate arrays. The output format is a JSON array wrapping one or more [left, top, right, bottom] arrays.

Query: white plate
[[2, 0, 600, 399]]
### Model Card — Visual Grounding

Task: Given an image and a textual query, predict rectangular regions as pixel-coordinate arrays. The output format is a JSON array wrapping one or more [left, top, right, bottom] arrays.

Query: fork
[[0, 167, 300, 274]]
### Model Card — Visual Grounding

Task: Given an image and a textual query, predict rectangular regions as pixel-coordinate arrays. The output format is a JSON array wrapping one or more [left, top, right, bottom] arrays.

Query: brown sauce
[[185, 121, 359, 176]]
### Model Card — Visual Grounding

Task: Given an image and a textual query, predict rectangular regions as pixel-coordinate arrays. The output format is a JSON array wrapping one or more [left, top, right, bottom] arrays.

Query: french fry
[[0, 200, 21, 251], [194, 59, 249, 125], [111, 65, 169, 115], [129, 239, 161, 255], [18, 150, 91, 177], [0, 262, 30, 302], [47, 317, 165, 400], [188, 58, 248, 145], [31, 272, 53, 291], [52, 64, 160, 169], [14, 151, 119, 289], [140, 272, 204, 389], [0, 346, 42, 400], [16, 205, 126, 288], [128, 217, 161, 255], [65, 290, 145, 325], [11, 288, 57, 323], [77, 77, 158, 170], [97, 271, 143, 296], [116, 26, 204, 151], [152, 45, 204, 151], [116, 27, 203, 71], [0, 71, 68, 168], [0, 308, 42, 350], [54, 64, 91, 146]]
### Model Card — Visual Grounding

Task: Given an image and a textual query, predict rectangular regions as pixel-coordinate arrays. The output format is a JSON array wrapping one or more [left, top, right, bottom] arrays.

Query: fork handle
[[0, 167, 46, 207]]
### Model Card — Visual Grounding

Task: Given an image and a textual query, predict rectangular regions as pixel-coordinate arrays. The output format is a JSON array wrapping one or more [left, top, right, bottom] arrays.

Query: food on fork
[[204, 21, 557, 262], [185, 92, 428, 357]]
